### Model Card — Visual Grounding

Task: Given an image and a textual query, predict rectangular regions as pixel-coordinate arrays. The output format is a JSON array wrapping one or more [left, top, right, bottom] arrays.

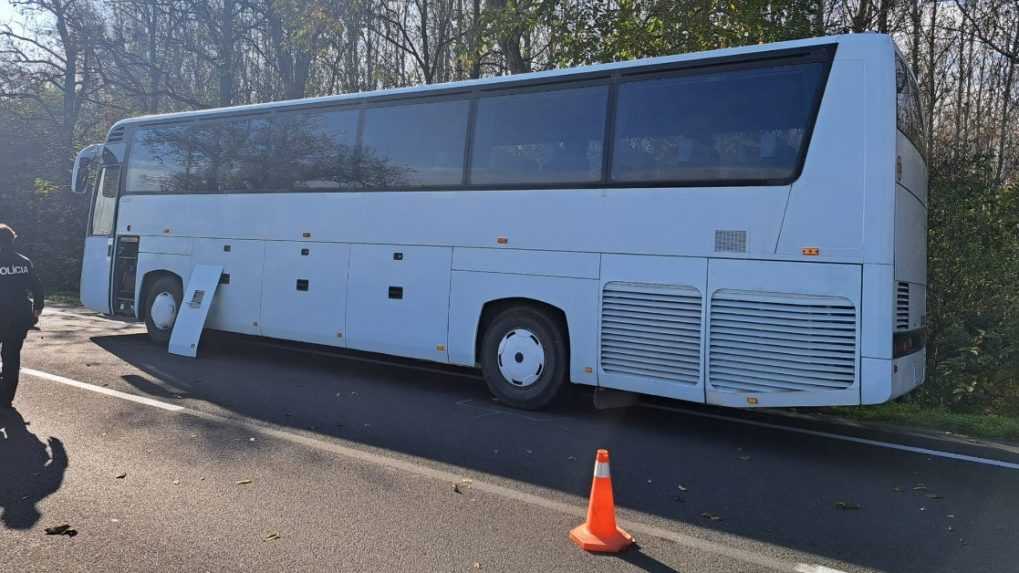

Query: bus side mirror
[[71, 144, 102, 194]]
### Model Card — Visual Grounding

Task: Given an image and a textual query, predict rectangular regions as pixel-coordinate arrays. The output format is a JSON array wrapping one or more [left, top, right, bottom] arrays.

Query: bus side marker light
[[496, 236, 508, 245], [746, 397, 759, 406], [302, 232, 311, 239], [436, 344, 446, 352], [801, 247, 820, 256], [584, 367, 593, 374]]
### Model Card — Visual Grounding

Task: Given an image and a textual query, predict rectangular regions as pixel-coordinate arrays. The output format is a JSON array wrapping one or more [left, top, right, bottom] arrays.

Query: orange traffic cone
[[569, 449, 634, 553]]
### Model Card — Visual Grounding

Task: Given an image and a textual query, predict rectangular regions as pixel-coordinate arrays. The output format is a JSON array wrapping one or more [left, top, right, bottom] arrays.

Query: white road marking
[[22, 368, 185, 413], [642, 403, 1019, 471], [23, 366, 851, 573], [797, 565, 852, 573]]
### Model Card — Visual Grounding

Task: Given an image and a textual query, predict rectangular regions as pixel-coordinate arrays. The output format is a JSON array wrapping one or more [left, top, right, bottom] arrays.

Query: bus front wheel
[[480, 306, 568, 410], [144, 275, 182, 345]]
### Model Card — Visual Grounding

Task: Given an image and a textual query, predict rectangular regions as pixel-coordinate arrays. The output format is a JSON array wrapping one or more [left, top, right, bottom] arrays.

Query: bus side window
[[611, 64, 827, 185], [469, 85, 608, 186], [272, 109, 359, 191], [361, 99, 469, 188], [124, 126, 188, 194]]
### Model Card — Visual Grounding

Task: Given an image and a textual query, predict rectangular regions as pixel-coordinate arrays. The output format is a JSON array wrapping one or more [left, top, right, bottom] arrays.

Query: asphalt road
[[2, 307, 1017, 573]]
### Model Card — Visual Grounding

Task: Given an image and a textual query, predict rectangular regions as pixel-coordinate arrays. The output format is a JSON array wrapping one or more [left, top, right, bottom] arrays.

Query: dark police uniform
[[0, 246, 44, 407]]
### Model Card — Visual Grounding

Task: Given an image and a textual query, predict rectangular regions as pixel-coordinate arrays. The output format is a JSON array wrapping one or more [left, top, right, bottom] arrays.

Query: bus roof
[[109, 33, 889, 132]]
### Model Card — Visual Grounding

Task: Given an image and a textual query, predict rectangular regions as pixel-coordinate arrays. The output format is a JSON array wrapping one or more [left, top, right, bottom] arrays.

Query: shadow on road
[[0, 408, 68, 530], [613, 548, 681, 572], [88, 331, 1015, 573]]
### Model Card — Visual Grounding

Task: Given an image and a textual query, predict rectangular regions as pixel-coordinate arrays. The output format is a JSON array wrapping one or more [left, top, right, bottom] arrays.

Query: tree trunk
[[219, 0, 235, 106], [486, 0, 529, 74], [995, 24, 1019, 184]]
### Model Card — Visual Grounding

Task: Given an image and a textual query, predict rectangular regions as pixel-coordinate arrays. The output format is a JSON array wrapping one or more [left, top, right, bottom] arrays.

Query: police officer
[[0, 224, 44, 409]]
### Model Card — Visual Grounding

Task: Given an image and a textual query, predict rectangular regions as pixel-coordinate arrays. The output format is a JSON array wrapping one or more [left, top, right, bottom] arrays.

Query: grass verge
[[826, 402, 1019, 443]]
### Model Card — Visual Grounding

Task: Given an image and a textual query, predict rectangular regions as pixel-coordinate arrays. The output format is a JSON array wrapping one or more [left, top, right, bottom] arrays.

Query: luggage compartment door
[[260, 242, 350, 347]]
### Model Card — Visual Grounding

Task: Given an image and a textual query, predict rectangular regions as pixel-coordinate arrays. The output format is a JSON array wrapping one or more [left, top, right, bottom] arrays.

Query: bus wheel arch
[[475, 298, 571, 410], [140, 270, 183, 344]]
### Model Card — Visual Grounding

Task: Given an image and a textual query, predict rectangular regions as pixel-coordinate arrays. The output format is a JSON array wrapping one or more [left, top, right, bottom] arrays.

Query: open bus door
[[73, 144, 121, 314]]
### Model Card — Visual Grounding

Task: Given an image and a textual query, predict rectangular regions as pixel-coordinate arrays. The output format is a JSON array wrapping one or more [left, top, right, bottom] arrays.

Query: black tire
[[143, 275, 182, 345], [480, 306, 569, 410]]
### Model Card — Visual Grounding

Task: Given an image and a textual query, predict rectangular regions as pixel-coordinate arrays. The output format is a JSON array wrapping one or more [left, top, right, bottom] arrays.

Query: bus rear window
[[895, 54, 926, 160], [611, 64, 827, 185]]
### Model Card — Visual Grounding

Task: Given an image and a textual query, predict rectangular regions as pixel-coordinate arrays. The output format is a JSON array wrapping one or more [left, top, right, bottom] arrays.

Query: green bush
[[917, 154, 1019, 415]]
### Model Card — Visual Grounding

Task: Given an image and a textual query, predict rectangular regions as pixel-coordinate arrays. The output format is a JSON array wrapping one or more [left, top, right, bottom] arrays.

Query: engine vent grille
[[714, 230, 747, 253], [896, 282, 910, 330], [709, 290, 857, 394], [601, 283, 703, 385], [106, 126, 125, 143]]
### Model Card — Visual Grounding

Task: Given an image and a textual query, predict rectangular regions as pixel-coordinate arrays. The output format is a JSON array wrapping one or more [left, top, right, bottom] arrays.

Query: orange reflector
[[801, 247, 820, 256], [436, 344, 446, 352], [584, 367, 593, 374], [746, 397, 759, 405], [496, 236, 508, 245]]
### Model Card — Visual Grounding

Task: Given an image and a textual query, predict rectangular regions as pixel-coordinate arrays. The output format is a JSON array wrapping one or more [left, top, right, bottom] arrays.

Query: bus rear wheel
[[480, 306, 568, 410], [144, 275, 182, 345]]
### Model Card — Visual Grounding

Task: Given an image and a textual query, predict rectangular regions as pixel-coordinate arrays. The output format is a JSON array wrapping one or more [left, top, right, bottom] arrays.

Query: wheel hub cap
[[497, 329, 545, 387], [150, 292, 177, 331]]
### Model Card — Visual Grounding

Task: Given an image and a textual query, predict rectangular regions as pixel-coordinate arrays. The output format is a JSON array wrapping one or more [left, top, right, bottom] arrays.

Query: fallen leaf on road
[[834, 501, 862, 511], [172, 479, 180, 485], [700, 512, 721, 521], [473, 563, 481, 569], [236, 479, 253, 485], [44, 524, 77, 537], [263, 531, 281, 542], [115, 473, 127, 479]]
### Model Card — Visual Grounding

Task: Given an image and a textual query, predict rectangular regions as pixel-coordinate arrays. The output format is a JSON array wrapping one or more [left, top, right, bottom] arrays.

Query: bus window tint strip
[[121, 48, 834, 194], [611, 64, 826, 184]]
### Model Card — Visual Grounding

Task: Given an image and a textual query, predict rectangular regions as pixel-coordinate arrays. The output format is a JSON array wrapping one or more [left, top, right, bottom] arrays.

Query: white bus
[[71, 33, 928, 410]]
